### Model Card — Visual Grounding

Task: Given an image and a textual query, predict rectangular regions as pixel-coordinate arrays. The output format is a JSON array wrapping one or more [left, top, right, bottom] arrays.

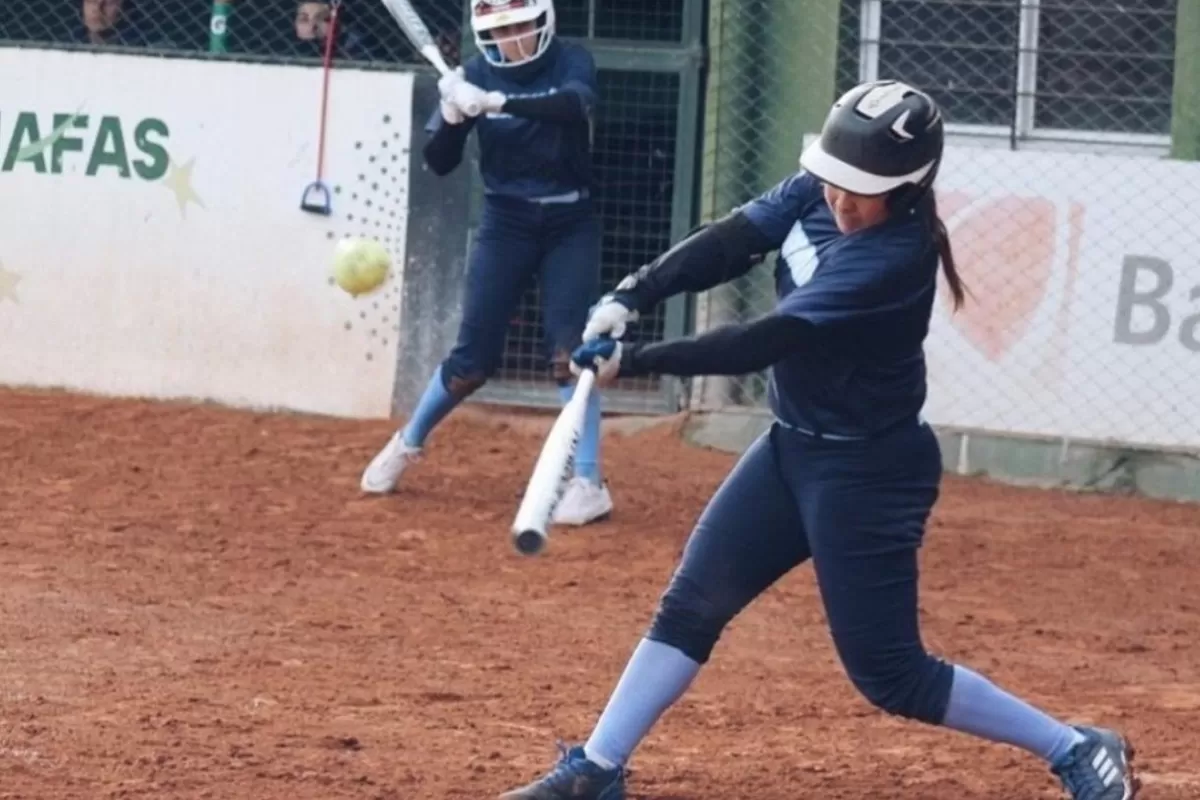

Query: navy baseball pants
[[441, 193, 601, 394], [647, 419, 956, 724]]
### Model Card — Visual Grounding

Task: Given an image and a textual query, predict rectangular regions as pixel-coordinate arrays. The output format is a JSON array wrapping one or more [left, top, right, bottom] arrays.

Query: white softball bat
[[377, 0, 482, 115], [510, 368, 596, 555]]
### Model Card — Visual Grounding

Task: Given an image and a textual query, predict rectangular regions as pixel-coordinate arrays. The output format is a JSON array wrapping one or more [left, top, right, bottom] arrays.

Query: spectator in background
[[294, 1, 330, 44], [293, 1, 376, 61], [78, 0, 145, 46]]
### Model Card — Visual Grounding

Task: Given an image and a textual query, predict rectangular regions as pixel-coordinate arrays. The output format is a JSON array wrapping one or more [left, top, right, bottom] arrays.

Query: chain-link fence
[[695, 0, 1200, 453], [7, 0, 1198, 451], [0, 0, 692, 62], [0, 0, 460, 65], [482, 68, 686, 413], [0, 0, 697, 416], [468, 2, 701, 414]]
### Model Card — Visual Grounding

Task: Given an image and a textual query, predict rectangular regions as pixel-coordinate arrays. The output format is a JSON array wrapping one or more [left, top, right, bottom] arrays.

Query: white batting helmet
[[470, 0, 556, 68]]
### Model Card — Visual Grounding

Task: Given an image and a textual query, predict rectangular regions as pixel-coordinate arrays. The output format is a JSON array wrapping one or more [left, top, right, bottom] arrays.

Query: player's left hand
[[583, 293, 639, 341], [436, 66, 465, 98], [437, 67, 469, 124], [570, 338, 622, 385], [450, 81, 489, 117]]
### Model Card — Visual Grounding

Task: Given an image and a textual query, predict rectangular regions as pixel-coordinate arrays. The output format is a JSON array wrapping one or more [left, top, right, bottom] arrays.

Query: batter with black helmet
[[498, 81, 1138, 800]]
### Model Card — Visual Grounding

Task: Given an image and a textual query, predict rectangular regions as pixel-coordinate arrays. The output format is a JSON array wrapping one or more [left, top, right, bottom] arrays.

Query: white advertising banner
[[927, 146, 1200, 450], [0, 49, 415, 419]]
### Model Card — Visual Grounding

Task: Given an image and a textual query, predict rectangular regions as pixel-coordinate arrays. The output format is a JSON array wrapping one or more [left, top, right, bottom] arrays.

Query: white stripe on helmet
[[799, 139, 935, 197]]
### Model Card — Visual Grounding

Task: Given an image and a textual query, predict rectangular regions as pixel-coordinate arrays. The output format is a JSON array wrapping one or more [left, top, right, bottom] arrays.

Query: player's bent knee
[[646, 576, 732, 665], [443, 345, 504, 392], [550, 348, 574, 386], [845, 651, 954, 724], [441, 366, 489, 400]]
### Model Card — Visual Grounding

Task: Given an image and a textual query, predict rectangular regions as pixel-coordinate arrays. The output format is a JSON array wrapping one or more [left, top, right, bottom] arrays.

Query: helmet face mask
[[471, 0, 556, 67], [800, 80, 944, 211]]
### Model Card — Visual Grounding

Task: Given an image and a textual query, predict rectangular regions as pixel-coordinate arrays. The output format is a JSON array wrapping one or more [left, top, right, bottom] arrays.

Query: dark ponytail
[[928, 194, 967, 311]]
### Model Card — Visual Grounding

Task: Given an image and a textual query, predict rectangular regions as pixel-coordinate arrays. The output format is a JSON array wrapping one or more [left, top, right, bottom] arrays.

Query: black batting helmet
[[800, 80, 944, 209]]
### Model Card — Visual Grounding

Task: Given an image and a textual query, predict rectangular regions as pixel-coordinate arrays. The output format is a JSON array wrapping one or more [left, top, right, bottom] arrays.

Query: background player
[[498, 81, 1137, 800], [360, 0, 613, 527]]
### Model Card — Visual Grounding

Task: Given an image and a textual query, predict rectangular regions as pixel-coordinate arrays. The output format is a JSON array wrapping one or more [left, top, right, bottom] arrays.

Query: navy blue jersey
[[739, 171, 939, 438], [424, 39, 598, 200]]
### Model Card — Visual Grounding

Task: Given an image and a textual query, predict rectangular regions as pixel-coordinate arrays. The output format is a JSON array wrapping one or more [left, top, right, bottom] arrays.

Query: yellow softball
[[331, 237, 390, 297]]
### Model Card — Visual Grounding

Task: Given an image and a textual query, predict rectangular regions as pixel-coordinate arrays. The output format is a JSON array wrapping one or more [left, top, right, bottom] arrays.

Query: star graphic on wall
[[0, 261, 22, 304], [161, 158, 206, 218]]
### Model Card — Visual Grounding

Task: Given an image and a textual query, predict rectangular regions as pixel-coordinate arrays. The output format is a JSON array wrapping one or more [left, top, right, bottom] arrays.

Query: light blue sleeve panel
[[736, 170, 824, 249]]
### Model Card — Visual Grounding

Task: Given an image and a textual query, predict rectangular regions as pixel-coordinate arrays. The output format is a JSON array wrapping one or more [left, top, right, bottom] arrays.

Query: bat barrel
[[514, 528, 546, 555], [508, 369, 596, 556]]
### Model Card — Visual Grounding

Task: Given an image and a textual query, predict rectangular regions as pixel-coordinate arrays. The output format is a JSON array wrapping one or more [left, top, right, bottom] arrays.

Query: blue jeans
[[442, 193, 601, 391]]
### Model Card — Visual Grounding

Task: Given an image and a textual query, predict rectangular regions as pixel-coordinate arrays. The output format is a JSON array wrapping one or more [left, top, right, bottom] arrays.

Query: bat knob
[[514, 529, 546, 556]]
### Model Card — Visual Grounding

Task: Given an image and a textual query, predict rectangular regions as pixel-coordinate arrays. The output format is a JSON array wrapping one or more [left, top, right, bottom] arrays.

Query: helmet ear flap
[[887, 159, 940, 213]]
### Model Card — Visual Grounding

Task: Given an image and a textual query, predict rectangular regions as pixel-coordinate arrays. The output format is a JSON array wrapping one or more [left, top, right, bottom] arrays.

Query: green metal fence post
[[696, 0, 842, 406], [208, 0, 231, 54], [1170, 0, 1200, 161], [691, 0, 748, 409], [760, 0, 843, 187], [658, 0, 709, 411]]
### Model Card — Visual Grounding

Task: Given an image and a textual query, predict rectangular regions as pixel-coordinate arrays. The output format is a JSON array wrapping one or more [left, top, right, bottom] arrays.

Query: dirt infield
[[1, 387, 1198, 800]]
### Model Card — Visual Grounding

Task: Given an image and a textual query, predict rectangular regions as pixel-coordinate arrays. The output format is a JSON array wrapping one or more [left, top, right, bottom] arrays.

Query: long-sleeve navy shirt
[[422, 39, 597, 200], [620, 171, 941, 439]]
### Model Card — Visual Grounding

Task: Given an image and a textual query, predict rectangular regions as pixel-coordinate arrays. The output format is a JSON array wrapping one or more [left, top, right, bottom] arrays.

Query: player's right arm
[[573, 221, 929, 381], [421, 60, 483, 176], [583, 171, 823, 341], [492, 43, 597, 124]]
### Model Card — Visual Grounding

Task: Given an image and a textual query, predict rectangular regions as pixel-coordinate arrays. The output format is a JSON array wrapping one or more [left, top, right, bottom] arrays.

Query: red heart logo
[[935, 193, 1056, 361]]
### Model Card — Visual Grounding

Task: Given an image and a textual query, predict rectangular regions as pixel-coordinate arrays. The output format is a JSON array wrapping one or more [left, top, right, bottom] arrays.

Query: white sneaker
[[552, 477, 613, 526], [360, 431, 422, 494]]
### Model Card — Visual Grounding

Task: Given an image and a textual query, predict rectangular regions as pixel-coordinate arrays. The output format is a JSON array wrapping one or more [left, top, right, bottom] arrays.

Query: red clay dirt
[[1, 386, 1197, 800]]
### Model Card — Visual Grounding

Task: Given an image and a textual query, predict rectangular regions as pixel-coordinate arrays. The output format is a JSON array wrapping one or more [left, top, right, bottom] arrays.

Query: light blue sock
[[401, 365, 460, 448], [559, 383, 602, 484], [942, 665, 1084, 764], [583, 639, 700, 769]]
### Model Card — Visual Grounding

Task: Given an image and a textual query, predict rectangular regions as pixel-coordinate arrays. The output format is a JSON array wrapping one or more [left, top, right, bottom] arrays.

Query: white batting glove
[[439, 96, 465, 124], [437, 66, 465, 97], [481, 90, 507, 114], [437, 67, 467, 124], [450, 81, 493, 118], [583, 295, 639, 342]]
